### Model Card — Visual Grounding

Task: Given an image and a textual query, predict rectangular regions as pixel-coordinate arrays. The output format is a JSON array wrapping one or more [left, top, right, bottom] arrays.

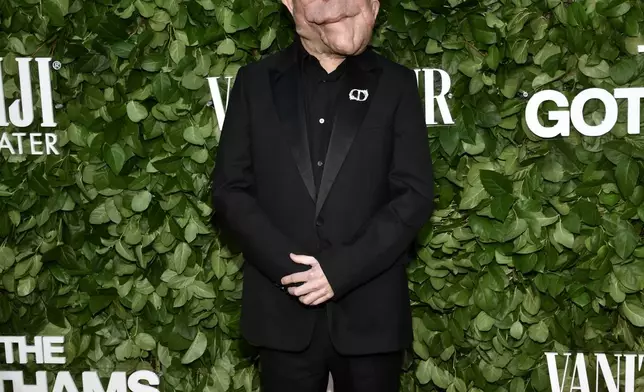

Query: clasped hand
[[280, 253, 334, 306]]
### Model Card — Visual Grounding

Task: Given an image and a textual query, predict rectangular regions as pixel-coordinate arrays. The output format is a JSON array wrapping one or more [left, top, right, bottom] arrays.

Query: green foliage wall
[[2, 0, 644, 391]]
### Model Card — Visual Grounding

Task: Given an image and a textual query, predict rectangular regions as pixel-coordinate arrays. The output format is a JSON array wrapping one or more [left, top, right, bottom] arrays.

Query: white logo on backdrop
[[545, 352, 644, 392], [525, 48, 644, 138], [0, 336, 161, 392], [526, 88, 644, 138], [0, 57, 60, 155]]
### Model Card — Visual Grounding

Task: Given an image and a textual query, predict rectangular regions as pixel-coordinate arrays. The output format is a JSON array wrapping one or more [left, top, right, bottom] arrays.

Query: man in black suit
[[211, 0, 434, 390]]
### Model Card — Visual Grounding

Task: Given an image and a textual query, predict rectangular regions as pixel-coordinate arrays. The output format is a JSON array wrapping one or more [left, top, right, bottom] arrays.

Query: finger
[[300, 288, 328, 305], [311, 292, 332, 306], [289, 253, 317, 265], [280, 269, 312, 285], [289, 280, 321, 296]]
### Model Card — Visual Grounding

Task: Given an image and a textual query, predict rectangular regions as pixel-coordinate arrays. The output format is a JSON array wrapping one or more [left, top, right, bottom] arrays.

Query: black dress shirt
[[296, 40, 348, 193]]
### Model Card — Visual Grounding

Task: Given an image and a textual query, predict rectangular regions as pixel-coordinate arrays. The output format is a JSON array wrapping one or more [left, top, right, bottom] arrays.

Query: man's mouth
[[311, 12, 358, 25], [320, 15, 347, 24]]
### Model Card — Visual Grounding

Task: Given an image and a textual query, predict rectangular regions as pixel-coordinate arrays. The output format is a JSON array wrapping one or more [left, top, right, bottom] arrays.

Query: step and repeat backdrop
[[1, 0, 644, 391]]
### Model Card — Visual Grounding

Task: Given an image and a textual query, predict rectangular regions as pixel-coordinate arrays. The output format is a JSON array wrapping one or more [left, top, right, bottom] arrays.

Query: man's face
[[283, 0, 380, 56]]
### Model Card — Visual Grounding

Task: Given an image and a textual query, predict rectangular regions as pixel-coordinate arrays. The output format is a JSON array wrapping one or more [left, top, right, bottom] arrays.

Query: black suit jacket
[[211, 42, 434, 355]]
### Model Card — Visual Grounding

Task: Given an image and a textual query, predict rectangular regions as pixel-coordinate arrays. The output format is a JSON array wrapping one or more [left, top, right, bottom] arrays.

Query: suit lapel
[[315, 63, 381, 218], [269, 56, 317, 202]]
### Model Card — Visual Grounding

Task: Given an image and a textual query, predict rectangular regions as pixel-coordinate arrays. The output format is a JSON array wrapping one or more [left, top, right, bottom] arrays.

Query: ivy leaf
[[158, 344, 173, 368], [469, 15, 497, 44], [459, 185, 488, 210], [598, 1, 631, 17], [152, 73, 176, 103], [603, 141, 633, 165], [491, 194, 514, 221], [578, 54, 610, 78], [260, 26, 277, 51], [553, 221, 574, 249], [458, 58, 483, 78], [522, 287, 541, 315], [510, 321, 524, 339], [621, 300, 644, 327], [49, 0, 69, 14], [432, 366, 451, 388], [181, 331, 208, 364], [190, 281, 216, 299], [127, 101, 148, 122], [439, 127, 460, 156], [475, 99, 501, 128], [0, 247, 16, 272], [425, 38, 443, 55], [115, 340, 137, 361], [474, 311, 495, 331], [17, 277, 36, 297], [106, 199, 122, 224], [184, 126, 206, 145], [615, 159, 639, 197], [416, 359, 433, 385], [116, 240, 137, 262], [577, 200, 600, 226], [103, 143, 127, 175], [480, 361, 502, 383], [528, 320, 549, 343], [43, 0, 69, 25], [132, 190, 152, 212], [480, 170, 513, 196], [169, 40, 186, 63], [185, 220, 199, 243], [172, 243, 192, 274], [211, 251, 227, 279], [510, 39, 529, 64], [182, 71, 205, 90], [211, 360, 232, 391], [217, 38, 236, 55], [610, 58, 637, 85], [90, 203, 111, 225], [83, 86, 106, 109], [134, 333, 156, 351], [614, 224, 638, 259]]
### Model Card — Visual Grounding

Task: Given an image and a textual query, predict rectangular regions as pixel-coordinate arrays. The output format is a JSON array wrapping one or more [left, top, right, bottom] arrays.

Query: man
[[211, 0, 434, 390]]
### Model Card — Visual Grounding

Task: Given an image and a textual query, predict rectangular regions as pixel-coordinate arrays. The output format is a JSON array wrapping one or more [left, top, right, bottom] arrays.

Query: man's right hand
[[280, 253, 335, 306]]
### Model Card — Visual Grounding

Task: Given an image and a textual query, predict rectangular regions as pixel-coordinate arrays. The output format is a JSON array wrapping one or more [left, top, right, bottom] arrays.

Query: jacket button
[[315, 218, 323, 227]]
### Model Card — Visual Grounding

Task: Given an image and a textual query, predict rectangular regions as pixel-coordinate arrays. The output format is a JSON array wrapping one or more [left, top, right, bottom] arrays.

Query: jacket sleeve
[[317, 68, 435, 300], [211, 66, 309, 285]]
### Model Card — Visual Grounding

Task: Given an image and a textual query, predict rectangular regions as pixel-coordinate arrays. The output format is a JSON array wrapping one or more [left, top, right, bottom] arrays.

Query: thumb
[[289, 253, 316, 265]]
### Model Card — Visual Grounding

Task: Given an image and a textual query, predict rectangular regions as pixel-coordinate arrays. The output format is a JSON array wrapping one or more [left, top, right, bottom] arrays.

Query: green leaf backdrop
[[1, 0, 644, 391]]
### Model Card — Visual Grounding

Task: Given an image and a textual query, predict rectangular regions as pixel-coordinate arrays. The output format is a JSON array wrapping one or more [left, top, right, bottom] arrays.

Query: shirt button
[[319, 118, 325, 124], [317, 160, 324, 167]]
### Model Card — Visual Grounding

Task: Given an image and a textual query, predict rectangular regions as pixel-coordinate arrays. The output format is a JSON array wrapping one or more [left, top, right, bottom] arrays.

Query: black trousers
[[258, 306, 403, 392]]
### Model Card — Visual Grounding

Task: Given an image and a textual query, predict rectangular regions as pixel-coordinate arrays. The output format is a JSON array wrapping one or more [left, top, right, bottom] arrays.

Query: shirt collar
[[296, 39, 346, 81], [276, 37, 379, 74]]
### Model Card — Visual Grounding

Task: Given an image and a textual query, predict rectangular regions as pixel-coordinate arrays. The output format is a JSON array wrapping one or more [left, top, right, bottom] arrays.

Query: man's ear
[[282, 0, 294, 15], [371, 0, 380, 19]]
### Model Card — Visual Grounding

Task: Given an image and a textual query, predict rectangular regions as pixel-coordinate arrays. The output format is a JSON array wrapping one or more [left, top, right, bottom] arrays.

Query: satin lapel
[[269, 67, 316, 202], [315, 65, 381, 218]]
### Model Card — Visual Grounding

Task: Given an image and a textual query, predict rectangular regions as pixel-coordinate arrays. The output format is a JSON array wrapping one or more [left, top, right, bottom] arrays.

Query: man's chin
[[320, 30, 368, 56]]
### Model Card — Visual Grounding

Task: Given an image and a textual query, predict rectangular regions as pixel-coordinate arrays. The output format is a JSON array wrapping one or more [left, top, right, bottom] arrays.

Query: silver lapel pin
[[349, 89, 369, 102]]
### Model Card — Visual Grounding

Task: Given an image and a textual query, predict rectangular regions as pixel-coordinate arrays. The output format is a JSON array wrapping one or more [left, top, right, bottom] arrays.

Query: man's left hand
[[281, 253, 335, 306]]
